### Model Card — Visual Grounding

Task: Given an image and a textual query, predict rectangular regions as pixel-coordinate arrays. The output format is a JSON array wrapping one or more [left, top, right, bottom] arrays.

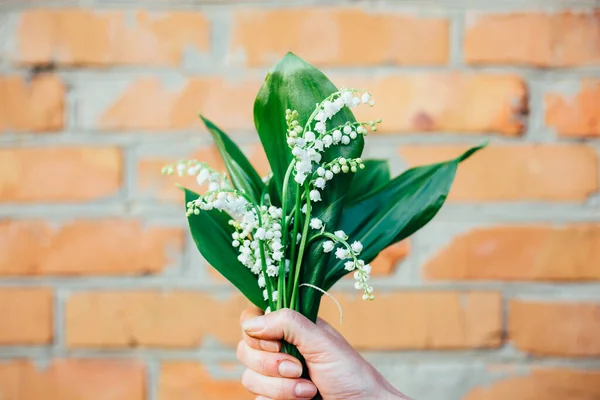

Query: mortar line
[[1, 0, 599, 11], [52, 289, 67, 354], [146, 358, 160, 400], [448, 8, 464, 68]]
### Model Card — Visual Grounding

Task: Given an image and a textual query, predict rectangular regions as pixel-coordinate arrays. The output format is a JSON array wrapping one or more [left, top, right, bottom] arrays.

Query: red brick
[[18, 10, 209, 66], [509, 300, 600, 357], [66, 290, 500, 350], [398, 144, 598, 201], [0, 288, 52, 344], [0, 220, 183, 276], [319, 291, 502, 350], [138, 144, 268, 203], [370, 241, 410, 276], [464, 12, 600, 67], [426, 225, 600, 281], [99, 77, 260, 131], [335, 74, 527, 135], [159, 362, 251, 400], [0, 147, 122, 202], [464, 367, 600, 400], [545, 79, 600, 137], [66, 291, 249, 348], [0, 359, 145, 400], [230, 8, 449, 66], [0, 75, 64, 132]]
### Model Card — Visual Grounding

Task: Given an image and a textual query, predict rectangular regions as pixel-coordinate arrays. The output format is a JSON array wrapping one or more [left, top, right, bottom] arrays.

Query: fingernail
[[295, 382, 317, 398], [259, 340, 280, 352], [278, 361, 302, 378], [242, 316, 265, 332]]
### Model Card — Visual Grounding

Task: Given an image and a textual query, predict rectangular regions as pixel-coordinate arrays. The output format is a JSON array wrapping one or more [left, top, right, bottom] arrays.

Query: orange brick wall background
[[1, 0, 600, 399]]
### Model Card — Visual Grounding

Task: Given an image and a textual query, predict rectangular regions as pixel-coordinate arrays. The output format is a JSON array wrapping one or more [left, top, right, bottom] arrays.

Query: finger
[[243, 331, 282, 353], [255, 397, 273, 400], [237, 340, 303, 378], [242, 309, 329, 354], [242, 369, 317, 400], [241, 307, 264, 323], [241, 308, 281, 352]]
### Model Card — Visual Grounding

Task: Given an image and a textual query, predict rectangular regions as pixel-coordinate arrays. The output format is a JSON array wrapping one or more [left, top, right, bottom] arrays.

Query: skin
[[237, 307, 412, 400]]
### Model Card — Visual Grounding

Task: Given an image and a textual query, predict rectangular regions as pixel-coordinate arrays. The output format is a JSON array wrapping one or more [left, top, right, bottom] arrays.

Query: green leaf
[[184, 188, 265, 309], [253, 52, 363, 203], [323, 144, 486, 290], [253, 52, 364, 321], [200, 115, 265, 203], [346, 159, 391, 204]]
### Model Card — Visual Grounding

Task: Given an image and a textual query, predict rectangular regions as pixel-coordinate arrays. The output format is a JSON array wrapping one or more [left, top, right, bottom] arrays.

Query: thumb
[[242, 309, 330, 355]]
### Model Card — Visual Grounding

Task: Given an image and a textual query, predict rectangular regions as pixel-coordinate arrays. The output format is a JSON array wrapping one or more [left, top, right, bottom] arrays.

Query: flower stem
[[290, 190, 312, 311], [286, 187, 302, 307], [278, 161, 296, 310]]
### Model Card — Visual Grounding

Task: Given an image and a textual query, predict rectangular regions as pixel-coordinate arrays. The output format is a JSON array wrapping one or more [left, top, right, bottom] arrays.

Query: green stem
[[307, 232, 327, 246], [290, 191, 312, 311], [321, 121, 368, 136], [259, 183, 269, 208], [278, 162, 296, 310], [286, 188, 302, 306]]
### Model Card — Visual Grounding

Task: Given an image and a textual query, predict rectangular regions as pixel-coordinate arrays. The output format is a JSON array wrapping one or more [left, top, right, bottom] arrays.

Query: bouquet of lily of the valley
[[163, 52, 482, 350]]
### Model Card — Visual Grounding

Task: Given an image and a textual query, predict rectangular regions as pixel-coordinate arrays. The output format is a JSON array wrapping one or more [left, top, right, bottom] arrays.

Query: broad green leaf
[[200, 115, 265, 203], [346, 159, 390, 204], [254, 52, 363, 204], [323, 144, 486, 290], [184, 188, 265, 309], [253, 52, 364, 321]]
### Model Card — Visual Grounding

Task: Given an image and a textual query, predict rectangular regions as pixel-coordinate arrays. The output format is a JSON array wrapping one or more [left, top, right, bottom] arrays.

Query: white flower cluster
[[322, 229, 374, 300], [286, 89, 378, 189], [163, 160, 229, 190], [164, 159, 284, 306], [310, 156, 365, 202], [162, 160, 250, 220], [230, 205, 283, 279]]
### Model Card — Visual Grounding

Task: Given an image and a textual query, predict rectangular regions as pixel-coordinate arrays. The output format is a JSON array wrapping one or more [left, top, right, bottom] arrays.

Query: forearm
[[378, 382, 413, 400]]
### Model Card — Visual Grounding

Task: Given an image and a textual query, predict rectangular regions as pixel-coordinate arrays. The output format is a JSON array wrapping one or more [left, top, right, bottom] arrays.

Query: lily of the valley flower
[[165, 87, 381, 303]]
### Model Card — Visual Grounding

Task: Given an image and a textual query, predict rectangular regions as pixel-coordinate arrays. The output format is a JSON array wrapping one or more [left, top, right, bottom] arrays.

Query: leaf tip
[[458, 141, 488, 162]]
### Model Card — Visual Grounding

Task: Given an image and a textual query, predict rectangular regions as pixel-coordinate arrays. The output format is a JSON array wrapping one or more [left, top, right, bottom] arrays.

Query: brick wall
[[0, 1, 599, 399]]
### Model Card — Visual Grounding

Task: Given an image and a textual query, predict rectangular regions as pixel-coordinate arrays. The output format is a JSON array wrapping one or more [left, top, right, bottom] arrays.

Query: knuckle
[[277, 308, 296, 324]]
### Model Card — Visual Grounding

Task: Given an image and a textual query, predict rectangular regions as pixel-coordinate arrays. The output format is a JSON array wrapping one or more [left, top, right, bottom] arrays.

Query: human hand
[[237, 307, 410, 400]]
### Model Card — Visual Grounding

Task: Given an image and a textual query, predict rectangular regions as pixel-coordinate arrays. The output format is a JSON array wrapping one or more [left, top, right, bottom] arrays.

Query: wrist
[[367, 368, 411, 400]]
